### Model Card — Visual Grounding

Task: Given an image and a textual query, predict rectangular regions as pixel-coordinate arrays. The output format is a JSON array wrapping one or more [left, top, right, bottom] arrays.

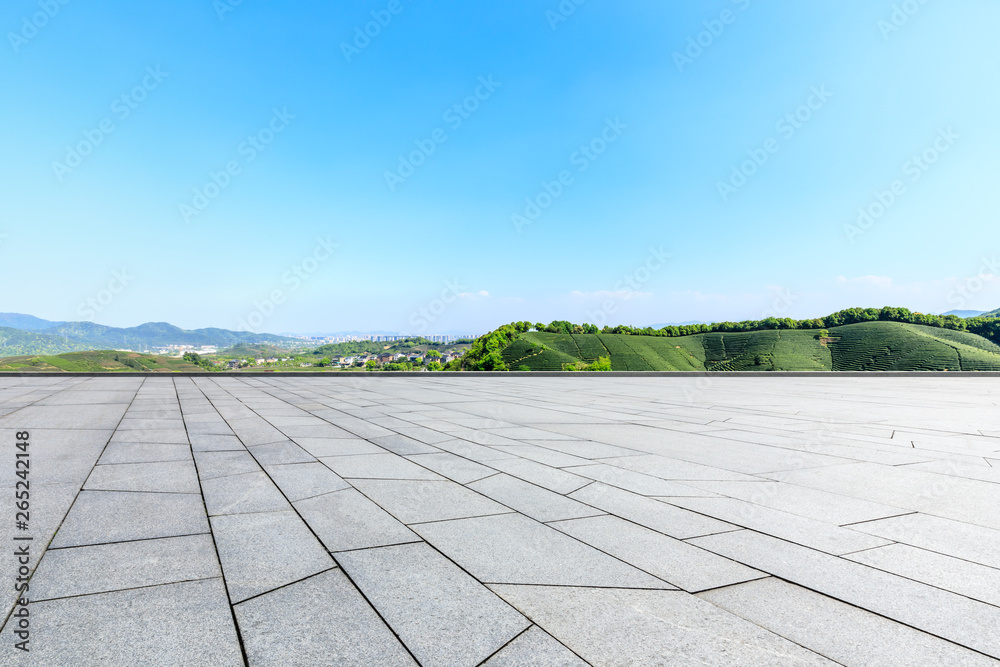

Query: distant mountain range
[[940, 309, 987, 318], [0, 313, 302, 358]]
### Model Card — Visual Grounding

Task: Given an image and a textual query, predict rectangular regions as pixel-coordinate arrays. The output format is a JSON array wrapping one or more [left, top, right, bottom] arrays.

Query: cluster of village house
[[225, 351, 459, 369]]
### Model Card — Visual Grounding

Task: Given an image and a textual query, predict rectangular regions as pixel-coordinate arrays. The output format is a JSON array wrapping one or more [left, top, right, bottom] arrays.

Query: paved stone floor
[[1, 375, 999, 665]]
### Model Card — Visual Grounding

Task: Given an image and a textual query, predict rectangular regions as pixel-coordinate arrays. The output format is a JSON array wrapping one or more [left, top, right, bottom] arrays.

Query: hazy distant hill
[[0, 313, 64, 330], [941, 309, 986, 318], [0, 315, 302, 357]]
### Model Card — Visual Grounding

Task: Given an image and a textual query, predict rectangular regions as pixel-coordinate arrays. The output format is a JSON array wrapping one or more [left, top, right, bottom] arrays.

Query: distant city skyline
[[3, 1, 1000, 332]]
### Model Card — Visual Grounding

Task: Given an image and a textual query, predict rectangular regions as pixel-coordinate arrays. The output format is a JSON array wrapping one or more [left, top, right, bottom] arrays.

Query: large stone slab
[[295, 488, 420, 552], [551, 515, 766, 592], [51, 491, 209, 548], [30, 534, 220, 600], [235, 568, 416, 666], [690, 529, 1000, 658], [0, 578, 242, 666], [210, 510, 334, 603], [489, 584, 834, 666], [338, 542, 530, 667], [700, 577, 998, 666], [414, 512, 672, 588], [349, 478, 511, 524]]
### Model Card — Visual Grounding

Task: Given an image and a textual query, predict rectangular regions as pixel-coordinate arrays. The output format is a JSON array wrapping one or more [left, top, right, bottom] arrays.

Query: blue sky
[[2, 0, 999, 334]]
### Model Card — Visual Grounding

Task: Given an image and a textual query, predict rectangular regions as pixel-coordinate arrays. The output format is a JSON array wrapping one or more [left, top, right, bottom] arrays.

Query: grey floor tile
[[98, 441, 192, 465], [210, 510, 334, 603], [700, 577, 998, 667], [487, 458, 592, 494], [666, 496, 892, 555], [551, 515, 767, 592], [190, 433, 246, 451], [370, 433, 441, 455], [319, 453, 444, 480], [489, 584, 834, 666], [295, 488, 420, 552], [597, 453, 760, 481], [844, 542, 1000, 607], [404, 452, 497, 483], [570, 482, 737, 539], [690, 529, 1000, 659], [563, 463, 711, 496], [110, 428, 189, 444], [194, 449, 262, 480], [0, 578, 242, 666], [685, 479, 907, 526], [51, 491, 209, 548], [482, 626, 587, 667], [414, 512, 672, 588], [468, 473, 605, 523], [338, 542, 530, 667], [30, 534, 220, 600], [350, 478, 511, 524], [265, 461, 350, 501], [84, 460, 201, 494], [235, 568, 416, 666], [247, 439, 315, 465], [293, 436, 386, 457], [201, 471, 291, 516], [848, 512, 1000, 569]]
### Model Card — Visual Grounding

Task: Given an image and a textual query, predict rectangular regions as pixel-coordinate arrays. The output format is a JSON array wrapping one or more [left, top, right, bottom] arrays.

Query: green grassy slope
[[502, 323, 1000, 371], [0, 351, 206, 372]]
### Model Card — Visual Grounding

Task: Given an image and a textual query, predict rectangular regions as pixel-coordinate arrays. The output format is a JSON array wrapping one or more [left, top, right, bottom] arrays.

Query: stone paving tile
[[350, 478, 512, 524], [295, 488, 420, 552], [193, 449, 262, 480], [265, 461, 350, 501], [414, 512, 673, 588], [30, 534, 221, 600], [247, 439, 315, 465], [469, 473, 605, 523], [848, 512, 1000, 569], [370, 433, 441, 455], [201, 471, 291, 516], [570, 482, 737, 539], [235, 569, 417, 666], [481, 626, 588, 666], [431, 437, 519, 462], [690, 529, 1000, 659], [844, 542, 1000, 607], [563, 463, 711, 496], [84, 460, 201, 494], [210, 509, 335, 603], [490, 584, 834, 666], [292, 436, 386, 457], [97, 441, 191, 464], [665, 496, 892, 555], [700, 577, 999, 666], [551, 515, 767, 592], [338, 542, 531, 667], [769, 462, 1000, 529], [2, 578, 243, 666], [51, 490, 209, 548], [109, 428, 189, 444], [685, 479, 907, 526], [403, 451, 497, 483], [320, 452, 444, 480], [487, 458, 592, 494], [598, 453, 761, 481], [189, 433, 246, 451]]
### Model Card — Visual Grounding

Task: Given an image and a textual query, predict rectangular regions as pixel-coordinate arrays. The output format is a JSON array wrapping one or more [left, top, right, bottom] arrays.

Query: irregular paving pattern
[[1, 375, 999, 665]]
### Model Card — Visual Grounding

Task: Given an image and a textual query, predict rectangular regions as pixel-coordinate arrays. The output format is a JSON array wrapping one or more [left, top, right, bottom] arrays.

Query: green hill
[[497, 323, 1000, 371], [0, 319, 303, 357], [463, 309, 1000, 371], [0, 351, 208, 373]]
